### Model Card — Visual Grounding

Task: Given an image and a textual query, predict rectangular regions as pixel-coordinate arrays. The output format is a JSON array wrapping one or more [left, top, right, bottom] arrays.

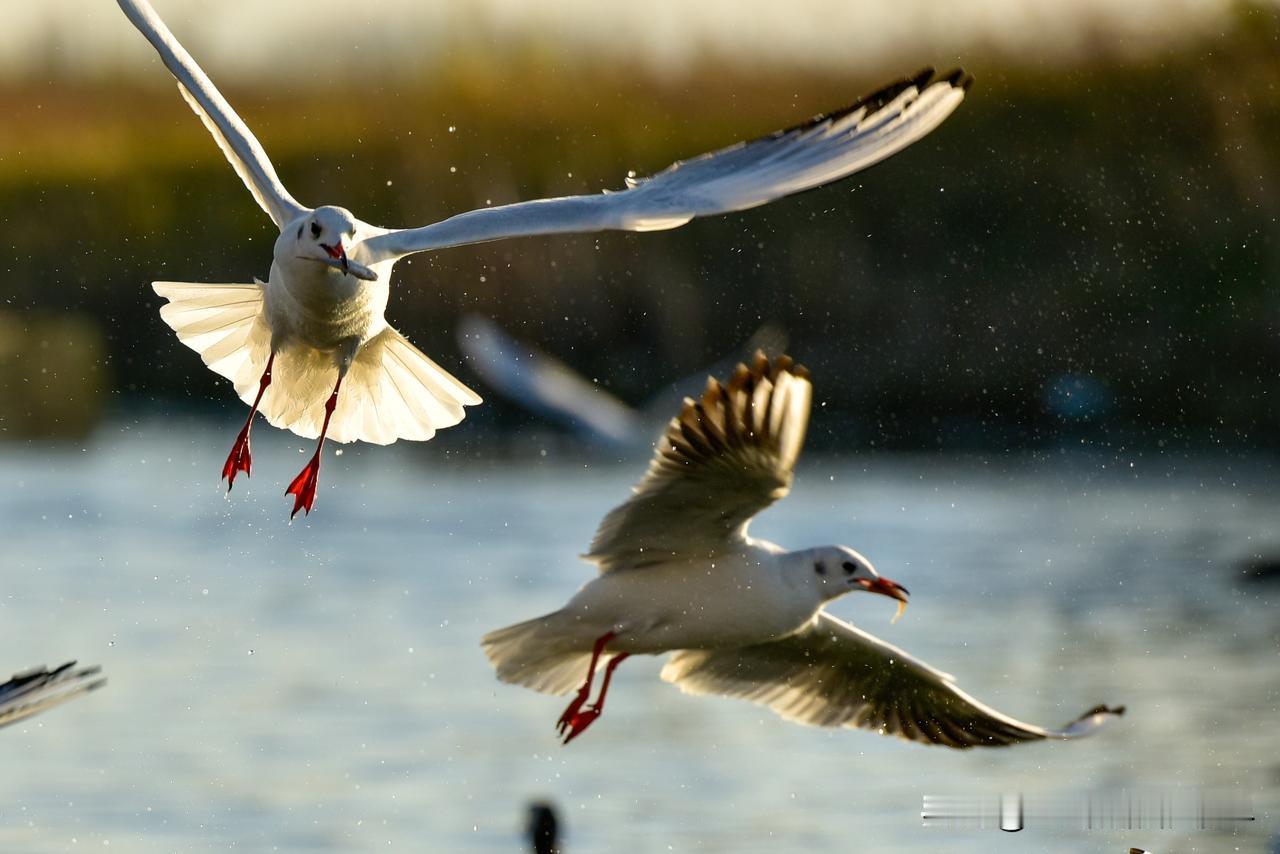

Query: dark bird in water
[[527, 801, 560, 854]]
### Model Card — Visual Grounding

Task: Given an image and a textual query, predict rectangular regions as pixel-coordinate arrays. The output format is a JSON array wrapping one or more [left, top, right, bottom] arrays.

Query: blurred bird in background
[[0, 662, 106, 729]]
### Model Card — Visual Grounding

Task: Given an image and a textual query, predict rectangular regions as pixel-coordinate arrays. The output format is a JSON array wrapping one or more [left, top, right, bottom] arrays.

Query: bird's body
[[265, 207, 392, 356], [118, 0, 971, 516], [554, 542, 817, 654], [484, 354, 1123, 746]]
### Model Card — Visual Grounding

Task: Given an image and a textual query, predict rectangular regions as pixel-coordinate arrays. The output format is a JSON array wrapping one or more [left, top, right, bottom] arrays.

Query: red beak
[[858, 576, 910, 603], [321, 242, 349, 272]]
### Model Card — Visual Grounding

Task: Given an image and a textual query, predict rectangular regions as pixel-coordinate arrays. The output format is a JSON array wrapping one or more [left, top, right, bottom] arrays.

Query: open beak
[[859, 576, 909, 602], [320, 242, 349, 272], [311, 244, 378, 281], [857, 576, 910, 623]]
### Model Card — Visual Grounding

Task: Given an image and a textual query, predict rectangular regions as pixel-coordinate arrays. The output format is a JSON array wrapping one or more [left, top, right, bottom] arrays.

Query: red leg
[[556, 632, 615, 737], [592, 652, 630, 712], [222, 353, 275, 489], [285, 374, 343, 518], [561, 650, 631, 745]]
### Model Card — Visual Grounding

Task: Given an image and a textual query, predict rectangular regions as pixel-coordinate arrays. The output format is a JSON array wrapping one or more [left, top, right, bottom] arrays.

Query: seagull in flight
[[483, 354, 1124, 746], [118, 0, 970, 517], [456, 313, 789, 448], [0, 662, 106, 730]]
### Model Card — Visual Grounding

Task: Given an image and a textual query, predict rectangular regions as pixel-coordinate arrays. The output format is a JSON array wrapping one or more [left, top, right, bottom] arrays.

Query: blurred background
[[4, 0, 1279, 446], [1, 1, 1278, 853]]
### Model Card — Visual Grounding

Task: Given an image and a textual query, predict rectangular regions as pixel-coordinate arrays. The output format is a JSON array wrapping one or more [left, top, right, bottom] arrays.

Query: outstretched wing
[[662, 612, 1124, 748], [363, 68, 970, 261], [117, 0, 307, 229], [0, 662, 107, 729], [584, 352, 812, 572], [456, 314, 645, 447]]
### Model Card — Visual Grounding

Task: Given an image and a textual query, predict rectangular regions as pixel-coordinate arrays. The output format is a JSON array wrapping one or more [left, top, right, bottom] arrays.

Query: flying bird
[[483, 354, 1123, 745], [0, 662, 106, 729], [118, 0, 970, 516], [457, 313, 788, 448]]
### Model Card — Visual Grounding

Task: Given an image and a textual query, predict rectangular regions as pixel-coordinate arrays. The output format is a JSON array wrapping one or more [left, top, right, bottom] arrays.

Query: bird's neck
[[764, 546, 831, 612], [280, 255, 362, 290], [781, 547, 855, 606]]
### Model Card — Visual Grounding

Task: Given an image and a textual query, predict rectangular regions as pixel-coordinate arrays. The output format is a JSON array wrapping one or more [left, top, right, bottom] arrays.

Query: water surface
[[2, 419, 1277, 852]]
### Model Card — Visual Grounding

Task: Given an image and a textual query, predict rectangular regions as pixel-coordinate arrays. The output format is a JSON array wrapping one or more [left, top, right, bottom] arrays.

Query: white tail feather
[[153, 281, 481, 445], [482, 613, 597, 696]]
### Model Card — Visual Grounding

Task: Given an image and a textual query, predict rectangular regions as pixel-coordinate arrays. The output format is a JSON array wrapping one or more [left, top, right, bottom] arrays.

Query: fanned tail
[[482, 613, 596, 696], [153, 282, 481, 444], [153, 280, 272, 398], [312, 325, 481, 445]]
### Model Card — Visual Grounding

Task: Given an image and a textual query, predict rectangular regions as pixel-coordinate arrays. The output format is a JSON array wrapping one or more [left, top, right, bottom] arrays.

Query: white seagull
[[0, 662, 106, 730], [483, 354, 1124, 745], [117, 0, 970, 517], [456, 313, 788, 448]]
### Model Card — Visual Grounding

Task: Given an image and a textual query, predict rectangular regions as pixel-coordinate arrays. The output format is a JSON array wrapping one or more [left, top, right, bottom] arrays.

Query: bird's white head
[[802, 545, 910, 614], [282, 206, 377, 281]]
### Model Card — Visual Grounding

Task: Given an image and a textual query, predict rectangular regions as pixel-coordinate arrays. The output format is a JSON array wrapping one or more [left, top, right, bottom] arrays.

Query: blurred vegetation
[[0, 311, 108, 439], [1, 6, 1277, 449]]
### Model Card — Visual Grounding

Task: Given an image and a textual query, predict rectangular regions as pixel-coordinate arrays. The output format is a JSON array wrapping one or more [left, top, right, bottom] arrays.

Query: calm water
[[1, 418, 1278, 853]]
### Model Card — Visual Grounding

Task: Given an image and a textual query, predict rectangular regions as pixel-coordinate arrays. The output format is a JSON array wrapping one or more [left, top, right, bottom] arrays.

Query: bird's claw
[[285, 453, 322, 518], [555, 689, 590, 737], [222, 425, 253, 488], [559, 706, 602, 745]]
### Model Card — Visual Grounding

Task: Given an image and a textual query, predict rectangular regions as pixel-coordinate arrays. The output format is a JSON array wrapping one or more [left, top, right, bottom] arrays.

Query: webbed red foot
[[224, 355, 274, 490], [556, 688, 591, 737], [286, 452, 322, 518], [557, 649, 629, 746], [559, 705, 604, 745], [285, 374, 343, 519], [222, 424, 253, 488]]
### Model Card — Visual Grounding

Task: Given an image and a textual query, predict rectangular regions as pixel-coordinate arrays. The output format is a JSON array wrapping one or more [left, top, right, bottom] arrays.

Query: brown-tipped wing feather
[[0, 661, 107, 729], [661, 612, 1124, 747], [585, 353, 812, 572]]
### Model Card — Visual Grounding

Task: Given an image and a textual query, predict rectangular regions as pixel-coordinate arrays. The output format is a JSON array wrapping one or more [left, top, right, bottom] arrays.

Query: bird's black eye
[[814, 562, 826, 576], [310, 222, 322, 238], [841, 561, 857, 575]]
